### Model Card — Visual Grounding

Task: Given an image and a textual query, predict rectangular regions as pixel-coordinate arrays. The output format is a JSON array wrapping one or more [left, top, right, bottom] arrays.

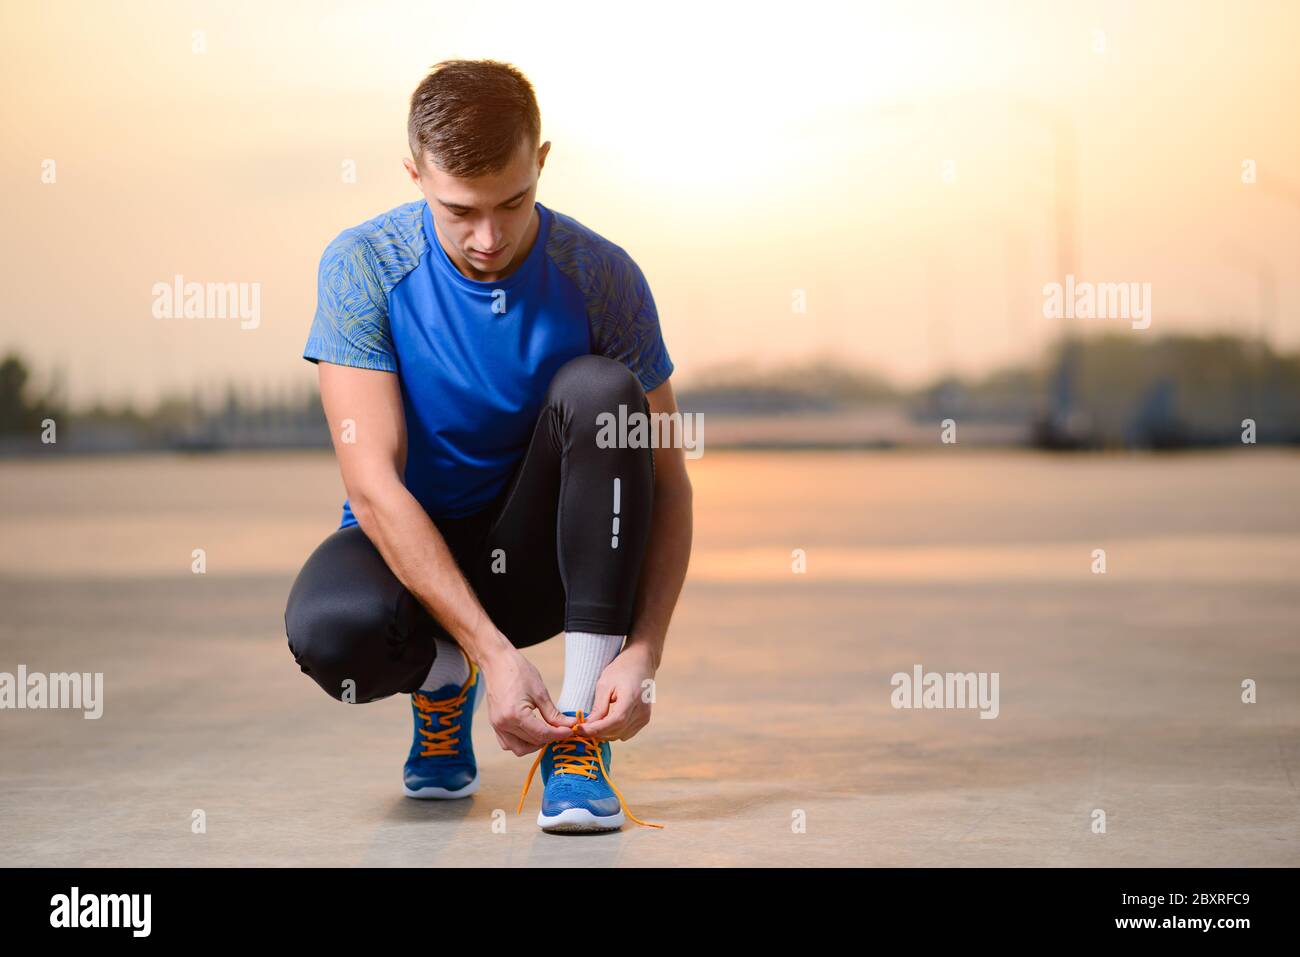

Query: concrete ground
[[1, 449, 1297, 866]]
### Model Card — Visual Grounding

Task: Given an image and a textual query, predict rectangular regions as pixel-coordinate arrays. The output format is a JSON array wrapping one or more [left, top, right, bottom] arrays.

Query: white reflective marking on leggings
[[611, 477, 621, 549]]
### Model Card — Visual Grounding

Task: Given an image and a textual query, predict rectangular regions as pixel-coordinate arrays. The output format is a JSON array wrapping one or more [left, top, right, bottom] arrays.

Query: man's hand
[[576, 644, 657, 742], [480, 645, 575, 756]]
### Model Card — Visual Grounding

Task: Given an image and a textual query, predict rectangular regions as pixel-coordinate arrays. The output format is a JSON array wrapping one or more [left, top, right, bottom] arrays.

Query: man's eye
[[504, 201, 523, 210]]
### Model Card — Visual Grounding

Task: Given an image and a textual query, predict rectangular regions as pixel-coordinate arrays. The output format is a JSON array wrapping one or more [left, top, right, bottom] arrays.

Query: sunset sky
[[2, 0, 1298, 408]]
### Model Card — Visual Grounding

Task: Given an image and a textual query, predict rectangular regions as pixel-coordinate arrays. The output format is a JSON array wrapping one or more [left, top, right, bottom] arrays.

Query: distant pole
[[925, 253, 954, 379], [1011, 100, 1080, 437], [1222, 245, 1278, 353], [1051, 114, 1079, 434], [1257, 263, 1276, 347], [1257, 174, 1300, 347]]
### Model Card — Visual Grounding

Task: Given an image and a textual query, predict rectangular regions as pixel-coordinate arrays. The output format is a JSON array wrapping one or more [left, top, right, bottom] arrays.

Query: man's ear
[[402, 156, 421, 185]]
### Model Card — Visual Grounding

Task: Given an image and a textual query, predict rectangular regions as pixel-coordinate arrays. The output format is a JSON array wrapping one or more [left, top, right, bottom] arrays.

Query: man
[[284, 59, 693, 833]]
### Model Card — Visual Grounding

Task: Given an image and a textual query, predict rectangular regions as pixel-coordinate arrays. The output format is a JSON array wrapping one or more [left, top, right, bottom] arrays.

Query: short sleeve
[[303, 231, 398, 372], [599, 258, 675, 393]]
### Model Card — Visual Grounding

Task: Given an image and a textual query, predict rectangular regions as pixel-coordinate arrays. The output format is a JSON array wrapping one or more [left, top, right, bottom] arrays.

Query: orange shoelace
[[515, 709, 662, 829], [412, 665, 477, 757]]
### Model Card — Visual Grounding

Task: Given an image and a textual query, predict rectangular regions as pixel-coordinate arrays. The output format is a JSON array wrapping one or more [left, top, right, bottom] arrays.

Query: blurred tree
[[0, 353, 33, 433], [0, 352, 64, 435]]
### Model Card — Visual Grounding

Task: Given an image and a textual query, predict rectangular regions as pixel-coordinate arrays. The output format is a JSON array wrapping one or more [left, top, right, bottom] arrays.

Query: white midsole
[[537, 806, 625, 831], [404, 774, 480, 799]]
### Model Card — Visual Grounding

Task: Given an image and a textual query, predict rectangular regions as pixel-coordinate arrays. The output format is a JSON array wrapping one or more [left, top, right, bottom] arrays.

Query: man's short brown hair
[[407, 59, 541, 178]]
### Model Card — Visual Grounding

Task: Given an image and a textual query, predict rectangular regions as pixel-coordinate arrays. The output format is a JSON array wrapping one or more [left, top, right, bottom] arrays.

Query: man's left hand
[[576, 643, 657, 742]]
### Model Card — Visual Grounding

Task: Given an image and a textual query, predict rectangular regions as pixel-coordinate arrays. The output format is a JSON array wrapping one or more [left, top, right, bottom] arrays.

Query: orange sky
[[2, 0, 1298, 407]]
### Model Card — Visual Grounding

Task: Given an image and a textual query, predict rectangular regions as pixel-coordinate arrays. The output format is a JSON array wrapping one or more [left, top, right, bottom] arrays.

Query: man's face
[[404, 136, 550, 282]]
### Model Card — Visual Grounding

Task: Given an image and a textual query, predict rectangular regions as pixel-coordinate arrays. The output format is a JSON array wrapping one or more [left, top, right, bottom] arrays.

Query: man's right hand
[[480, 644, 576, 756]]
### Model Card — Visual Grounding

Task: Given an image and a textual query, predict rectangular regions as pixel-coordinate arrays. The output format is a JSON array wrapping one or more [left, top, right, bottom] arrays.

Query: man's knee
[[546, 354, 644, 413], [285, 550, 397, 702]]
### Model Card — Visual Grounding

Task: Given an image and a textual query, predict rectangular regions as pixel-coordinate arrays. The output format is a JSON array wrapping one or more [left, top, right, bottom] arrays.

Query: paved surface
[[1, 450, 1297, 866]]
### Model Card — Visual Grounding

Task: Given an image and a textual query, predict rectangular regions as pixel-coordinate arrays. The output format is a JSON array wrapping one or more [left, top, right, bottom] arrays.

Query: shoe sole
[[537, 807, 626, 832], [403, 773, 480, 800]]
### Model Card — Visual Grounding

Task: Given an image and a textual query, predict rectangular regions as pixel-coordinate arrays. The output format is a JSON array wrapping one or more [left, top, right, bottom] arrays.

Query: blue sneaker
[[516, 709, 661, 832], [403, 662, 483, 799]]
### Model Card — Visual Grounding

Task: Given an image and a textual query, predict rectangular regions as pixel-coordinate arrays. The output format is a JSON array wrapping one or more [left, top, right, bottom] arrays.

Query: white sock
[[419, 636, 470, 692], [556, 631, 625, 714]]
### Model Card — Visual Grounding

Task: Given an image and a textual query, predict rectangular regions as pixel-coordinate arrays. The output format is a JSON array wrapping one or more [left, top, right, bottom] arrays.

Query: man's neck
[[438, 204, 540, 283]]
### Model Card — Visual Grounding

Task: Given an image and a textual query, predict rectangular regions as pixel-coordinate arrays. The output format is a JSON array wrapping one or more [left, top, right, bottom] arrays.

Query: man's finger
[[536, 693, 577, 728], [618, 713, 651, 742], [508, 737, 541, 756], [576, 698, 626, 738], [496, 728, 532, 755], [587, 684, 613, 722], [516, 709, 575, 746], [575, 717, 618, 738]]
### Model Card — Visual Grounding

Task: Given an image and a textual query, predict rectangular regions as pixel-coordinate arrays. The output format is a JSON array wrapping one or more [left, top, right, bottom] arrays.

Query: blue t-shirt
[[304, 199, 674, 527]]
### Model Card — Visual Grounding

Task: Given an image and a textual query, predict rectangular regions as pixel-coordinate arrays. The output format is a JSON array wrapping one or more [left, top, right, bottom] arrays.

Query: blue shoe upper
[[403, 665, 480, 792], [539, 710, 622, 817]]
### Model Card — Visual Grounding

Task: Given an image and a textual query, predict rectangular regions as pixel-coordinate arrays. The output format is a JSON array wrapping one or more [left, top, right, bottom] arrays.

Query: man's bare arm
[[317, 363, 507, 663], [316, 362, 573, 753]]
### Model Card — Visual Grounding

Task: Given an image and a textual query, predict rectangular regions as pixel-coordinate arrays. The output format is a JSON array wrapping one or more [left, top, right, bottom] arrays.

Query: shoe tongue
[[419, 682, 462, 701]]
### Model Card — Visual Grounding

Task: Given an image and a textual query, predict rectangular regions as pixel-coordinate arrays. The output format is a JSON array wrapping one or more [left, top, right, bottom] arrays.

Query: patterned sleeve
[[598, 256, 675, 393], [303, 230, 398, 372]]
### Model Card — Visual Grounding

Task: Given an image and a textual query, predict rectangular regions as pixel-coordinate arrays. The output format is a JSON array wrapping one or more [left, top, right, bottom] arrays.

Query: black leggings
[[284, 354, 655, 704]]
